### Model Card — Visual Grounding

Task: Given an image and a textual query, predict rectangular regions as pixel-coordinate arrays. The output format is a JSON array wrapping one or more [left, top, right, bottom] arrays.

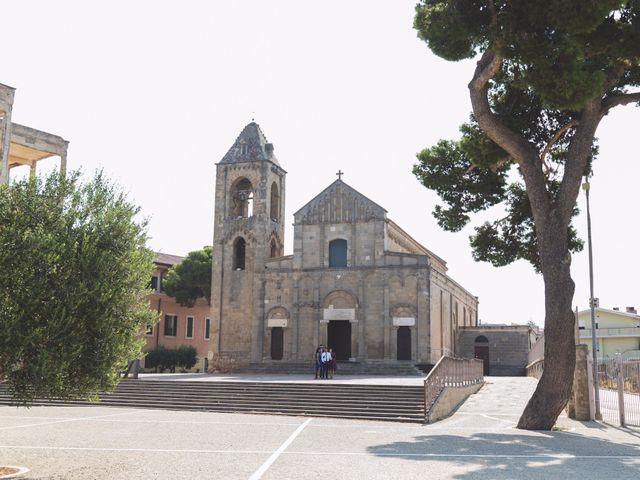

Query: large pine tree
[[413, 1, 640, 429]]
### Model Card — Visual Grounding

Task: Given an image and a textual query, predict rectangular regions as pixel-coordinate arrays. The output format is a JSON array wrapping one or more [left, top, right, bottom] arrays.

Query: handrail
[[423, 355, 484, 422]]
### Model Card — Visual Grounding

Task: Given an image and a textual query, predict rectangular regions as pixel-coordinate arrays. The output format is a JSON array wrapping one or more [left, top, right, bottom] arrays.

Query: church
[[210, 122, 478, 368]]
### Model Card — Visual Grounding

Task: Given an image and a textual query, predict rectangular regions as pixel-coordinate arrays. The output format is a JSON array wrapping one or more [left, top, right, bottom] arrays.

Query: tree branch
[[601, 92, 640, 116], [539, 120, 578, 175], [556, 100, 601, 223], [468, 50, 552, 222]]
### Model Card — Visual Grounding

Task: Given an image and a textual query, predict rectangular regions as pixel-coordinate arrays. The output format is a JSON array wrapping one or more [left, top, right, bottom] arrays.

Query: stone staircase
[[232, 361, 425, 376], [0, 380, 425, 423]]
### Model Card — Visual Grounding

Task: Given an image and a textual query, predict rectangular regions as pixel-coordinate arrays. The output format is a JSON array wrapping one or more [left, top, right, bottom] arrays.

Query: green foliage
[[0, 171, 155, 404], [413, 1, 640, 269], [144, 345, 197, 373], [414, 1, 640, 109], [163, 246, 212, 307]]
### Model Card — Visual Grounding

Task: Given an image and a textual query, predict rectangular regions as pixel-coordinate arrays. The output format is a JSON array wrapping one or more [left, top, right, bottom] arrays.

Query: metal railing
[[596, 356, 640, 427], [423, 355, 484, 422], [580, 327, 640, 338]]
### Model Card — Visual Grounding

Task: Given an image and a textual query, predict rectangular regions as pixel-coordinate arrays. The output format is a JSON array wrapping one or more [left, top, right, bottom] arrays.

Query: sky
[[3, 1, 639, 326]]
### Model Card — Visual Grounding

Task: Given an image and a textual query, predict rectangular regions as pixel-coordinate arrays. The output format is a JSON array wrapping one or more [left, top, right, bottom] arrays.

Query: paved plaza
[[1, 377, 639, 479]]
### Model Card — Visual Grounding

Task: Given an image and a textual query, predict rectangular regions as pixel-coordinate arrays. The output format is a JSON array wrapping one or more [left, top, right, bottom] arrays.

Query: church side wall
[[430, 269, 478, 363]]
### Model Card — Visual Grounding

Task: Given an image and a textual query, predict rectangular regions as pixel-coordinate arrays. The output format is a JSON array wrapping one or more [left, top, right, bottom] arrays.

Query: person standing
[[314, 346, 322, 379], [329, 347, 337, 379], [321, 347, 331, 379]]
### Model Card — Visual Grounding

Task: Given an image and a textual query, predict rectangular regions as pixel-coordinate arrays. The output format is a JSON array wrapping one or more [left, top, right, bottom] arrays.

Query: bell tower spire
[[210, 122, 286, 365]]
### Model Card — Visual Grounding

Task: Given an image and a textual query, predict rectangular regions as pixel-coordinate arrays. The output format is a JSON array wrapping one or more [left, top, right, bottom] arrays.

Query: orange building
[[143, 253, 212, 371]]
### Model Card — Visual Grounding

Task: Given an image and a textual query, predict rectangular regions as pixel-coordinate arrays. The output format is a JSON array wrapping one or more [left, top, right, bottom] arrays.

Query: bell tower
[[210, 122, 286, 365]]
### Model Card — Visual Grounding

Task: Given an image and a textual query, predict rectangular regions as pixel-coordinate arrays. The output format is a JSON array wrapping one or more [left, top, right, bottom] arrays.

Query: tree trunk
[[517, 246, 576, 430]]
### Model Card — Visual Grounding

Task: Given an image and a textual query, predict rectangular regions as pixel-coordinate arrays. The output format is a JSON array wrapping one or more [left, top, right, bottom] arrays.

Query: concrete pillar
[[0, 86, 15, 185], [60, 152, 67, 177], [568, 344, 592, 420], [30, 162, 36, 179]]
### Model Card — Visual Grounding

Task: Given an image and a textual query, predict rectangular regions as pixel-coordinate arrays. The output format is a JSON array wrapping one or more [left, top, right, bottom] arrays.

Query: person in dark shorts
[[314, 346, 322, 379]]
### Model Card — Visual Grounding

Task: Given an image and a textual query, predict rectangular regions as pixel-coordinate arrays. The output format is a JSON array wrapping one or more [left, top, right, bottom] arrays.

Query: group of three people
[[314, 346, 337, 379]]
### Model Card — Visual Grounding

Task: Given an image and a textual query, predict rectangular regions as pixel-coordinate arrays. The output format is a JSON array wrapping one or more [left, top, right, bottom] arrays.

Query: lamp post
[[582, 177, 602, 420]]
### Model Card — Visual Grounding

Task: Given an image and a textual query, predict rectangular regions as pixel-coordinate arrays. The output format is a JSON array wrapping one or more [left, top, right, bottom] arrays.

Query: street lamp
[[582, 177, 602, 420]]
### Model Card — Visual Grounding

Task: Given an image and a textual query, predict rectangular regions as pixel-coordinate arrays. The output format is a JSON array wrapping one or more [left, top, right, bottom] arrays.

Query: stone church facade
[[210, 122, 478, 368]]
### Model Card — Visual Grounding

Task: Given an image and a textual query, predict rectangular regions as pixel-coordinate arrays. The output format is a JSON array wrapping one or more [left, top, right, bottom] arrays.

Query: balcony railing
[[579, 327, 640, 339]]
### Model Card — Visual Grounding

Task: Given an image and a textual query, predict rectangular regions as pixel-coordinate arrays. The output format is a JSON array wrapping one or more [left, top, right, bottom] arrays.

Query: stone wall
[[459, 326, 531, 376]]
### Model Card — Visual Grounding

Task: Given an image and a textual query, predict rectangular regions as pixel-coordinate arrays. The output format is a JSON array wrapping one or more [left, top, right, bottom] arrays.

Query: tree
[[413, 1, 640, 429], [163, 246, 212, 307], [0, 171, 155, 404]]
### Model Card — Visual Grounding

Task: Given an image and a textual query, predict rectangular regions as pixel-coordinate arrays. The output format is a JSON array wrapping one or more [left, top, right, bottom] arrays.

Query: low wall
[[526, 358, 544, 379], [428, 383, 484, 423]]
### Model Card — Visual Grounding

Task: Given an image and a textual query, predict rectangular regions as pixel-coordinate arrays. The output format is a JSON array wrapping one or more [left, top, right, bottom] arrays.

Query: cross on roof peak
[[336, 170, 344, 180]]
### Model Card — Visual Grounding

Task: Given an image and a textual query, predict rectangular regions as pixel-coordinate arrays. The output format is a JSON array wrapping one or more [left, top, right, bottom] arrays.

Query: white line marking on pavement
[[0, 444, 638, 460], [249, 418, 312, 480], [0, 410, 138, 431], [0, 445, 270, 454], [481, 414, 517, 424]]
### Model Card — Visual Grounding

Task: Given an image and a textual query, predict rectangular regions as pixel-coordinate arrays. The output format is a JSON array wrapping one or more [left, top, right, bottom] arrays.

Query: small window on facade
[[329, 239, 348, 267], [270, 182, 280, 223], [145, 323, 154, 336], [164, 314, 177, 337], [150, 276, 159, 291], [186, 316, 194, 338], [205, 318, 211, 339], [233, 237, 246, 270]]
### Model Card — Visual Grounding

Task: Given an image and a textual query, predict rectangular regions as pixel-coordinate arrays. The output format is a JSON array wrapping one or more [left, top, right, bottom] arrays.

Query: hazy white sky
[[3, 1, 639, 326]]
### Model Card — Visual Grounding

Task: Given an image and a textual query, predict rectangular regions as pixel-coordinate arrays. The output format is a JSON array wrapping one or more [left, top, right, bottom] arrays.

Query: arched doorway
[[474, 335, 490, 375], [270, 327, 283, 360], [328, 321, 351, 360], [397, 326, 411, 360]]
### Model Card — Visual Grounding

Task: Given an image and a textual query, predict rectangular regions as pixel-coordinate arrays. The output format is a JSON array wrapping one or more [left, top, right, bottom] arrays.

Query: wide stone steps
[[0, 380, 426, 423], [232, 362, 424, 376]]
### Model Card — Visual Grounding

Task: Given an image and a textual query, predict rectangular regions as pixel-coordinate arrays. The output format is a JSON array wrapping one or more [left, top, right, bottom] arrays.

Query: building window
[[186, 316, 194, 339], [230, 177, 253, 218], [205, 318, 211, 339], [270, 182, 280, 223], [329, 239, 348, 267], [150, 276, 159, 291], [145, 323, 154, 336], [164, 314, 177, 337], [233, 237, 246, 270]]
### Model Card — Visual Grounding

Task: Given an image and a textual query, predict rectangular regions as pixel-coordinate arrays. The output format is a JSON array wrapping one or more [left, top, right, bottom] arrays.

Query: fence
[[424, 355, 484, 422], [597, 355, 640, 427]]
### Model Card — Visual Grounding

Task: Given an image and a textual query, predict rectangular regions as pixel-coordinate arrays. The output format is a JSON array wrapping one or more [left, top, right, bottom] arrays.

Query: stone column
[[383, 283, 390, 360], [568, 344, 592, 421]]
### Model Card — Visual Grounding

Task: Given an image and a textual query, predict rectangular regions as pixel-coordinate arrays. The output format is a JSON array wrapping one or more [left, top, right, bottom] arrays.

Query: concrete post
[[616, 354, 626, 427], [569, 345, 591, 420], [587, 355, 595, 420]]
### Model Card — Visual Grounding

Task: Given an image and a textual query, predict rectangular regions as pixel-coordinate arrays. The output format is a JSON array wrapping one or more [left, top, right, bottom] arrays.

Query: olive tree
[[0, 171, 156, 404]]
